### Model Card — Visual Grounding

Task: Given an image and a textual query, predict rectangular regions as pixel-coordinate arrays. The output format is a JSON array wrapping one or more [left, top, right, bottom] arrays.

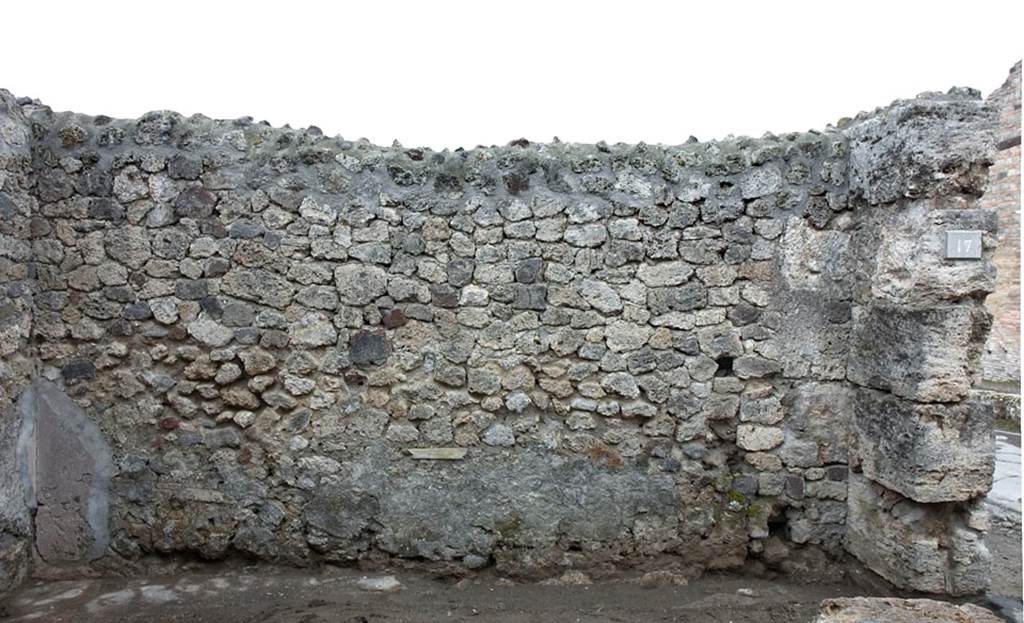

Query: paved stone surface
[[988, 430, 1022, 520], [815, 597, 1003, 623]]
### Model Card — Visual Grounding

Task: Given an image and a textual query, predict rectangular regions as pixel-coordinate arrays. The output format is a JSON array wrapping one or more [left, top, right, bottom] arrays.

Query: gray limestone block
[[778, 383, 852, 468], [780, 217, 855, 295], [221, 268, 296, 309], [845, 473, 990, 596], [304, 444, 693, 571], [852, 388, 993, 503], [815, 597, 1004, 623], [334, 264, 388, 306], [765, 291, 852, 381], [868, 202, 998, 306], [847, 304, 990, 403], [16, 380, 112, 563]]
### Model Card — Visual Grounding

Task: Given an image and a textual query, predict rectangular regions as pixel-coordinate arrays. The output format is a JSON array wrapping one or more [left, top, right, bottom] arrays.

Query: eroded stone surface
[[845, 474, 990, 596], [852, 389, 994, 503], [816, 597, 1003, 623], [847, 305, 990, 402]]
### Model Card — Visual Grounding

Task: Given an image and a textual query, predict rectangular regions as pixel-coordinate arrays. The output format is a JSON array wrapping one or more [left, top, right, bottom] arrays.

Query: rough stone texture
[[847, 305, 990, 403], [868, 201, 998, 306], [816, 597, 1003, 623], [979, 61, 1021, 393], [845, 474, 991, 596], [851, 389, 994, 503], [845, 86, 995, 206], [0, 90, 37, 597], [0, 76, 1004, 597]]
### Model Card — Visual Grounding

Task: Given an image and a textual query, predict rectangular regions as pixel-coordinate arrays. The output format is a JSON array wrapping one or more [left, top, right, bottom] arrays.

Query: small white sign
[[945, 231, 983, 259]]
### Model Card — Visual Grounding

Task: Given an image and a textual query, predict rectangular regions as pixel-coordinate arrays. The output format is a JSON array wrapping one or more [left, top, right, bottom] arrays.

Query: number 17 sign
[[945, 231, 984, 260]]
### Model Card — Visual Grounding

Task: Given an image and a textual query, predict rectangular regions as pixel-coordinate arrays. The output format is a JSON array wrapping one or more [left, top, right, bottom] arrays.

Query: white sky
[[4, 1, 1021, 150]]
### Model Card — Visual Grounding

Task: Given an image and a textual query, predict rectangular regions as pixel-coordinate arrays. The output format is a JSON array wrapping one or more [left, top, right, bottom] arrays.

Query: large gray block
[[869, 202, 998, 306], [17, 380, 112, 563], [852, 389, 993, 503], [845, 473, 990, 595], [847, 304, 990, 402]]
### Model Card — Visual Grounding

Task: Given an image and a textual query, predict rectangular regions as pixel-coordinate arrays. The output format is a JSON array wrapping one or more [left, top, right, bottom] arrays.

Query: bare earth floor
[[0, 566, 941, 623], [1, 551, 1020, 623]]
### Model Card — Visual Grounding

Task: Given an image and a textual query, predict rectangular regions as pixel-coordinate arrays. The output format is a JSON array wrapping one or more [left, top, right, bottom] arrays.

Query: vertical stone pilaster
[[842, 86, 1001, 595]]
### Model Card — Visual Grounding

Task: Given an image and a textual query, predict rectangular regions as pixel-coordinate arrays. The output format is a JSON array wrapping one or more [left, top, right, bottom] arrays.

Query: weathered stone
[[636, 262, 694, 287], [601, 372, 640, 399], [605, 321, 652, 353], [447, 258, 475, 287], [703, 395, 739, 420], [870, 204, 997, 305], [187, 316, 234, 347], [60, 360, 96, 383], [738, 396, 783, 424], [239, 347, 276, 375], [780, 217, 854, 294], [222, 269, 295, 309], [846, 474, 990, 596], [736, 424, 784, 451], [578, 279, 622, 313], [648, 283, 707, 313], [349, 330, 390, 366], [512, 284, 547, 310], [17, 381, 112, 563], [382, 308, 407, 329], [733, 356, 782, 379], [459, 284, 490, 307], [564, 223, 608, 247], [845, 89, 995, 205], [468, 367, 502, 395], [386, 424, 419, 444], [815, 597, 1003, 623], [104, 226, 151, 269], [778, 383, 851, 468], [847, 305, 989, 402], [167, 153, 202, 180], [113, 166, 149, 202], [514, 258, 544, 284], [174, 187, 217, 218], [505, 391, 532, 413], [299, 197, 336, 226], [335, 264, 388, 306], [853, 389, 994, 503], [482, 423, 516, 446], [739, 165, 782, 199], [289, 312, 338, 347]]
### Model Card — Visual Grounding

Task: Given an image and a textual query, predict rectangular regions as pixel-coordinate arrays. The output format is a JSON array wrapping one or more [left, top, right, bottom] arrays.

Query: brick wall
[[980, 61, 1021, 391]]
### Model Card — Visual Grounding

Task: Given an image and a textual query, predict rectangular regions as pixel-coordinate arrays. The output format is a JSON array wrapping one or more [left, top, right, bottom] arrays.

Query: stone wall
[[0, 80, 1002, 597], [979, 61, 1021, 394], [0, 90, 37, 596]]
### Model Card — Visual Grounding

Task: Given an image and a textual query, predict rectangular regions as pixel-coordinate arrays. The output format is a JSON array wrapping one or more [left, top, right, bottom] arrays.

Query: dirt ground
[[0, 567, 882, 623], [1, 544, 1020, 623], [0, 517, 1018, 623]]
